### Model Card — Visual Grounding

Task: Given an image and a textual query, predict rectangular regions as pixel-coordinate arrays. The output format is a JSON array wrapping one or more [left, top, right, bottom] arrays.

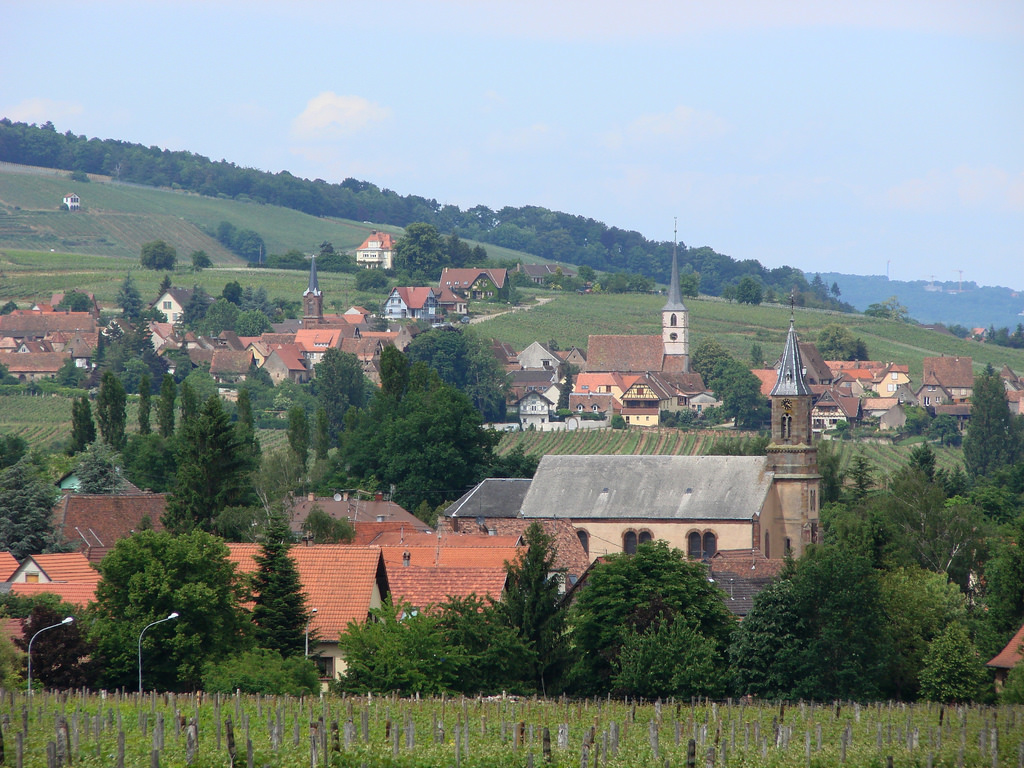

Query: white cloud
[[485, 123, 555, 152], [884, 165, 1024, 212], [4, 98, 83, 124], [601, 106, 729, 151], [290, 92, 391, 140]]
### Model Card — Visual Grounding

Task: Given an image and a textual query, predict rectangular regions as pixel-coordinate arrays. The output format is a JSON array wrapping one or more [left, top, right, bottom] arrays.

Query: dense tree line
[[1, 119, 853, 305]]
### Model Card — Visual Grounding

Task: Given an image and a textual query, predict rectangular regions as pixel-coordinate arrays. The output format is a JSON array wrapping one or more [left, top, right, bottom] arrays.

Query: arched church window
[[577, 530, 589, 555], [764, 532, 771, 559], [623, 531, 637, 555], [702, 532, 717, 558], [687, 532, 702, 559], [781, 414, 792, 439], [670, 313, 677, 327], [638, 531, 652, 545]]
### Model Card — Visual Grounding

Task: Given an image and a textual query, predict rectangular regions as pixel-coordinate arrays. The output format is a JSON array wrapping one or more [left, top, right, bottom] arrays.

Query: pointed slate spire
[[771, 308, 812, 397], [304, 254, 321, 297], [662, 231, 687, 313]]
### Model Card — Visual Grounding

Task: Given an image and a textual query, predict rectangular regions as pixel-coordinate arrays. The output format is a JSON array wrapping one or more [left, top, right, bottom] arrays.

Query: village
[[2, 230, 1024, 706]]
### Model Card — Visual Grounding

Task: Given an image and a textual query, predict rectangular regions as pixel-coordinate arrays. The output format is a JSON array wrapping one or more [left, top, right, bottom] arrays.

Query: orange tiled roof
[[379, 544, 520, 570], [386, 565, 507, 611], [988, 623, 1024, 670], [923, 356, 974, 389], [751, 369, 777, 397], [9, 582, 97, 608], [0, 552, 19, 581], [227, 544, 387, 640], [30, 553, 100, 584]]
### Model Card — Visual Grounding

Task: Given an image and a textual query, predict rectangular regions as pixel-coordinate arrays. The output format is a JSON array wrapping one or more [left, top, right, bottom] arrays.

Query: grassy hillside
[[0, 165, 558, 270], [472, 292, 1024, 382]]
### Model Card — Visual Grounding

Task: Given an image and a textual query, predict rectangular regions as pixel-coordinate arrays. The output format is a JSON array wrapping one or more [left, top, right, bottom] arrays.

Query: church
[[518, 248, 821, 562]]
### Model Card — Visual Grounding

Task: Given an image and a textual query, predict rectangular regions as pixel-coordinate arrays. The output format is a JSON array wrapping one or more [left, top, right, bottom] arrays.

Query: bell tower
[[303, 254, 323, 325], [661, 221, 688, 370], [764, 308, 820, 556]]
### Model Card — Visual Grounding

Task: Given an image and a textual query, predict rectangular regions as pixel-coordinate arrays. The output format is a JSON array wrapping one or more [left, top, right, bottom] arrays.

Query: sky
[[2, 1, 1022, 290]]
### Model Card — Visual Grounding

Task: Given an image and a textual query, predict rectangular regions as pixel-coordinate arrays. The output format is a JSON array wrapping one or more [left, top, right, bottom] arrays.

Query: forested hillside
[[0, 119, 846, 307]]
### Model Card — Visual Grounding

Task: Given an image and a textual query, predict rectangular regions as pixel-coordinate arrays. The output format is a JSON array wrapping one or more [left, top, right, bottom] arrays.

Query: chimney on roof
[[375, 492, 383, 502], [308, 492, 315, 502], [343, 491, 349, 501], [402, 551, 410, 567]]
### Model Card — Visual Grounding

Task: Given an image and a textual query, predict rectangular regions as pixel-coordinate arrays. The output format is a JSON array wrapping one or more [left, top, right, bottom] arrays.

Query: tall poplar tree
[[69, 396, 96, 454], [138, 373, 151, 435], [251, 514, 310, 657], [96, 371, 127, 450], [157, 374, 176, 438]]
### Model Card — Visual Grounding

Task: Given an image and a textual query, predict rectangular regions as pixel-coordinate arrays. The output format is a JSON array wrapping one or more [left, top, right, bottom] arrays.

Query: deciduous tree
[[91, 530, 250, 691], [140, 240, 177, 270]]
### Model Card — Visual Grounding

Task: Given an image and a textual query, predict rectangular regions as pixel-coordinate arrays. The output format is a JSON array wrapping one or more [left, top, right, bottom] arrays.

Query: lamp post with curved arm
[[138, 612, 179, 694], [27, 616, 73, 695]]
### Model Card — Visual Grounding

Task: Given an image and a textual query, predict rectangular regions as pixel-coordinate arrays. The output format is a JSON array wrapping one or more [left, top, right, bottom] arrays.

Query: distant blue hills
[[820, 272, 1024, 331]]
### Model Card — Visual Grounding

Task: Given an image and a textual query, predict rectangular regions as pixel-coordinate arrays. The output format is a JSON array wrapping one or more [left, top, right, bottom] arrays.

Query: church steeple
[[662, 219, 689, 368], [765, 306, 820, 557], [303, 254, 323, 324], [768, 308, 813, 446]]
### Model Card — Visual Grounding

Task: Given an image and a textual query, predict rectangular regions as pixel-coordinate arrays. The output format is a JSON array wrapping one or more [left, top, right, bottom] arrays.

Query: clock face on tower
[[781, 398, 793, 413]]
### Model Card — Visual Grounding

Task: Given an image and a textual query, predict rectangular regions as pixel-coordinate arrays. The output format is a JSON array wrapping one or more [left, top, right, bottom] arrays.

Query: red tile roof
[[386, 565, 508, 611], [586, 334, 665, 373], [439, 518, 591, 580], [988, 623, 1024, 670], [0, 552, 19, 581], [379, 543, 521, 570], [28, 553, 100, 584], [923, 356, 974, 389], [9, 582, 97, 608], [53, 493, 167, 553], [227, 544, 387, 640]]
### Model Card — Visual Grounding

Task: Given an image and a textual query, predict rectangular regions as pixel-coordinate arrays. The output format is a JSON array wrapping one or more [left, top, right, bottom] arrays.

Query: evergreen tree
[[69, 396, 96, 454], [964, 364, 1022, 478], [251, 514, 310, 657], [76, 441, 124, 494], [96, 370, 127, 450], [157, 374, 176, 438], [501, 522, 567, 693], [138, 373, 151, 435], [556, 365, 575, 412], [117, 273, 144, 321], [0, 458, 59, 559], [163, 396, 252, 533]]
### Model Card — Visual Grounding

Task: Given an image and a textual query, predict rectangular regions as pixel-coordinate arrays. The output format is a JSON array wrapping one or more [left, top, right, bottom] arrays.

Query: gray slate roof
[[520, 455, 773, 521], [445, 478, 533, 520]]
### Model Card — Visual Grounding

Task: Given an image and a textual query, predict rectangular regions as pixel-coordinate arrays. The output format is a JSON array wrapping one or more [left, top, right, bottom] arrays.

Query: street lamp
[[305, 607, 318, 656], [27, 616, 73, 694], [138, 612, 179, 694]]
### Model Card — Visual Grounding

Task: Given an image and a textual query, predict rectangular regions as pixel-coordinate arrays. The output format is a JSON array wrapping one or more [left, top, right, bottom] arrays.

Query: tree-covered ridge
[[0, 119, 845, 306]]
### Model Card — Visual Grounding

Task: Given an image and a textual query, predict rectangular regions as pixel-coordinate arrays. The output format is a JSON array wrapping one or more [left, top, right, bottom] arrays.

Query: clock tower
[[764, 311, 820, 555]]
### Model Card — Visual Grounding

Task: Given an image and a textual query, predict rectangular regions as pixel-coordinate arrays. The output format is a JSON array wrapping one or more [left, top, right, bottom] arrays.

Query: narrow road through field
[[469, 295, 555, 323]]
